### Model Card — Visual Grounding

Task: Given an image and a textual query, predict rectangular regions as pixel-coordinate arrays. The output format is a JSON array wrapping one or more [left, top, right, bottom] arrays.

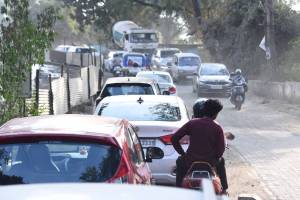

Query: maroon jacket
[[171, 117, 225, 167]]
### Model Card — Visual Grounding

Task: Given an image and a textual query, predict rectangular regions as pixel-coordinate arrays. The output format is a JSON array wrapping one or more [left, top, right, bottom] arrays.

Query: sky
[[292, 3, 300, 11]]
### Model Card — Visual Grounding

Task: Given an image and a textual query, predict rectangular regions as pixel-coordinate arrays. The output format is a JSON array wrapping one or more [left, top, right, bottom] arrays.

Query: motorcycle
[[230, 76, 247, 110], [181, 132, 234, 194], [112, 65, 123, 77], [182, 161, 223, 194]]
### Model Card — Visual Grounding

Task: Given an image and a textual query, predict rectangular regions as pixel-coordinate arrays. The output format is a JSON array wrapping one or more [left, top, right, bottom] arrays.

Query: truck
[[112, 21, 159, 54]]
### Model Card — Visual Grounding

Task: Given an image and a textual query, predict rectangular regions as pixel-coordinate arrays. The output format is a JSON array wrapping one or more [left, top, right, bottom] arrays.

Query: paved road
[[177, 78, 300, 200]]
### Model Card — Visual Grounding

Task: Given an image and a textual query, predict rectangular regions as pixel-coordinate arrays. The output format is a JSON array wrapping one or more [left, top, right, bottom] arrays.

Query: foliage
[[62, 0, 300, 80], [280, 37, 300, 81], [0, 0, 59, 125]]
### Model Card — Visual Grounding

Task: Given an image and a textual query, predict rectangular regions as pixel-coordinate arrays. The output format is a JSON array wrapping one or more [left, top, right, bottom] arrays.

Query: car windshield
[[98, 102, 181, 121], [161, 50, 180, 58], [137, 74, 171, 83], [130, 33, 158, 43], [200, 65, 230, 76], [0, 141, 121, 185], [178, 57, 200, 66], [101, 83, 154, 98]]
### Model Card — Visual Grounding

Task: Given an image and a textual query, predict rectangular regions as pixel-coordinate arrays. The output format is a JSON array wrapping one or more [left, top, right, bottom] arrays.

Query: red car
[[0, 115, 162, 185]]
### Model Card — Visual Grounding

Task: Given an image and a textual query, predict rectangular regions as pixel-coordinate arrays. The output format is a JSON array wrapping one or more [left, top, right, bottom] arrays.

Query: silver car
[[136, 71, 177, 95], [95, 95, 190, 185], [170, 53, 201, 82], [151, 48, 181, 69]]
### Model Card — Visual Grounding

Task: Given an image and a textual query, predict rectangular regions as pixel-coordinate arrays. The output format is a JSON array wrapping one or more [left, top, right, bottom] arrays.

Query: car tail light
[[160, 134, 189, 145], [160, 134, 173, 145], [108, 155, 129, 183], [169, 87, 176, 94]]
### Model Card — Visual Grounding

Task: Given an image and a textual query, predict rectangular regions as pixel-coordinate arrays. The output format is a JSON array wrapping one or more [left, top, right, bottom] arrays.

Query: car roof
[[156, 48, 181, 51], [201, 63, 227, 68], [105, 77, 156, 84], [0, 184, 205, 200], [137, 71, 171, 76], [123, 52, 145, 56], [174, 52, 200, 57], [0, 114, 125, 138], [100, 95, 181, 105]]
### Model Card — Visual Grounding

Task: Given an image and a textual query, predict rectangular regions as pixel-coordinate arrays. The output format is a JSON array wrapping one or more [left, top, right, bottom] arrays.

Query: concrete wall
[[249, 80, 300, 104]]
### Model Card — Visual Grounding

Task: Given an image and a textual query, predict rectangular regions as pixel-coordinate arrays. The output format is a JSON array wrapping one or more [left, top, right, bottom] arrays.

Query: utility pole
[[265, 0, 277, 79]]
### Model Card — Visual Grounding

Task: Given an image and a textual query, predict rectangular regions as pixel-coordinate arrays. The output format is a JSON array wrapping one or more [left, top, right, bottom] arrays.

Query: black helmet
[[193, 98, 207, 118]]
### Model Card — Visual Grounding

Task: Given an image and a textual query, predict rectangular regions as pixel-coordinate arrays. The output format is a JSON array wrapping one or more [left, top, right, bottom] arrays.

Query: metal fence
[[27, 51, 103, 115]]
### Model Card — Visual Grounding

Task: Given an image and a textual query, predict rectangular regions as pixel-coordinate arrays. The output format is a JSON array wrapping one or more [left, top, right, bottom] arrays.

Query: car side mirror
[[163, 91, 170, 95], [225, 132, 235, 141], [193, 72, 198, 76], [145, 147, 164, 162], [95, 97, 103, 107], [174, 61, 178, 65]]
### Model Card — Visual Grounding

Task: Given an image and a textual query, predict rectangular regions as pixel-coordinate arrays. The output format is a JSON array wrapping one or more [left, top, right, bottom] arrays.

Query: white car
[[152, 48, 181, 69], [95, 77, 162, 106], [136, 71, 177, 95], [0, 182, 234, 200], [170, 53, 201, 82], [95, 95, 190, 185]]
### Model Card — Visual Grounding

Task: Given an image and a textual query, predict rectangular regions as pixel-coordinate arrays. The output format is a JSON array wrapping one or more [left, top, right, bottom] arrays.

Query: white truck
[[112, 21, 159, 54]]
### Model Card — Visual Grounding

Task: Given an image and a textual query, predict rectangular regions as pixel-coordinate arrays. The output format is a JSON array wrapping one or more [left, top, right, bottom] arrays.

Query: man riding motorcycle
[[232, 68, 248, 92], [171, 99, 228, 193]]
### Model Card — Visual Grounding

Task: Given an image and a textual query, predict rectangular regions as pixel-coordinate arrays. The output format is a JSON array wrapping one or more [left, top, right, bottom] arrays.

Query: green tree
[[0, 0, 59, 125]]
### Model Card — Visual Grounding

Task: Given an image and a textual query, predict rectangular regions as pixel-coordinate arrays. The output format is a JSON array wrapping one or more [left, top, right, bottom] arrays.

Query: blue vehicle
[[122, 52, 148, 76]]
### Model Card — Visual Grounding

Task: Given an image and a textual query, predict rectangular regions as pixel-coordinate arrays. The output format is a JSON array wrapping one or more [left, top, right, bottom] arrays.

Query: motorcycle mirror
[[225, 132, 235, 141]]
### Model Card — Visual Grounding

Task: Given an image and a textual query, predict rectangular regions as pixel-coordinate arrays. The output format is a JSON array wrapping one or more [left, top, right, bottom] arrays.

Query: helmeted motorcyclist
[[171, 99, 228, 193], [232, 68, 248, 92]]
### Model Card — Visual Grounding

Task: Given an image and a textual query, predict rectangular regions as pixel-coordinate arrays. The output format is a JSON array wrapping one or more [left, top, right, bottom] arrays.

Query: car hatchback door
[[125, 126, 151, 184]]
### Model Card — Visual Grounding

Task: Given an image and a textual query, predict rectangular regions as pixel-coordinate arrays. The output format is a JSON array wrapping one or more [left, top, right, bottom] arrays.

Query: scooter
[[230, 77, 246, 110], [182, 161, 223, 194], [181, 132, 234, 194], [112, 65, 123, 77]]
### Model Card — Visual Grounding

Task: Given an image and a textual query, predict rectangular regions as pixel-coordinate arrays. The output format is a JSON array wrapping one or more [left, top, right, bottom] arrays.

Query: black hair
[[202, 99, 223, 118], [193, 99, 207, 118]]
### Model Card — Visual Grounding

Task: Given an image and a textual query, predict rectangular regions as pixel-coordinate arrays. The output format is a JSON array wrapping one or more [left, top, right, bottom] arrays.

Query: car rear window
[[137, 74, 171, 83], [101, 83, 155, 98], [161, 50, 180, 58], [0, 141, 121, 185], [200, 65, 229, 76], [98, 102, 181, 121], [179, 57, 201, 66]]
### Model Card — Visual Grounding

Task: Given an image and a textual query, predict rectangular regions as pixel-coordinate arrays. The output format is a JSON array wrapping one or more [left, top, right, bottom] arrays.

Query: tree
[[0, 0, 59, 125]]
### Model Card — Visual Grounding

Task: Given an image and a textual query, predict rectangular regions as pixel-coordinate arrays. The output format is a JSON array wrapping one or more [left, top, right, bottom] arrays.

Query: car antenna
[[137, 97, 144, 104]]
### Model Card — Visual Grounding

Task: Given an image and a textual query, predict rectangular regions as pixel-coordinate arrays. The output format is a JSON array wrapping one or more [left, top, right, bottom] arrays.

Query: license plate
[[210, 85, 222, 89], [140, 139, 156, 147]]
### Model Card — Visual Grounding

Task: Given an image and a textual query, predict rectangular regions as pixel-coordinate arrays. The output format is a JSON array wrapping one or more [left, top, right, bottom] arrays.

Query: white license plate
[[140, 139, 156, 147], [210, 85, 222, 89]]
